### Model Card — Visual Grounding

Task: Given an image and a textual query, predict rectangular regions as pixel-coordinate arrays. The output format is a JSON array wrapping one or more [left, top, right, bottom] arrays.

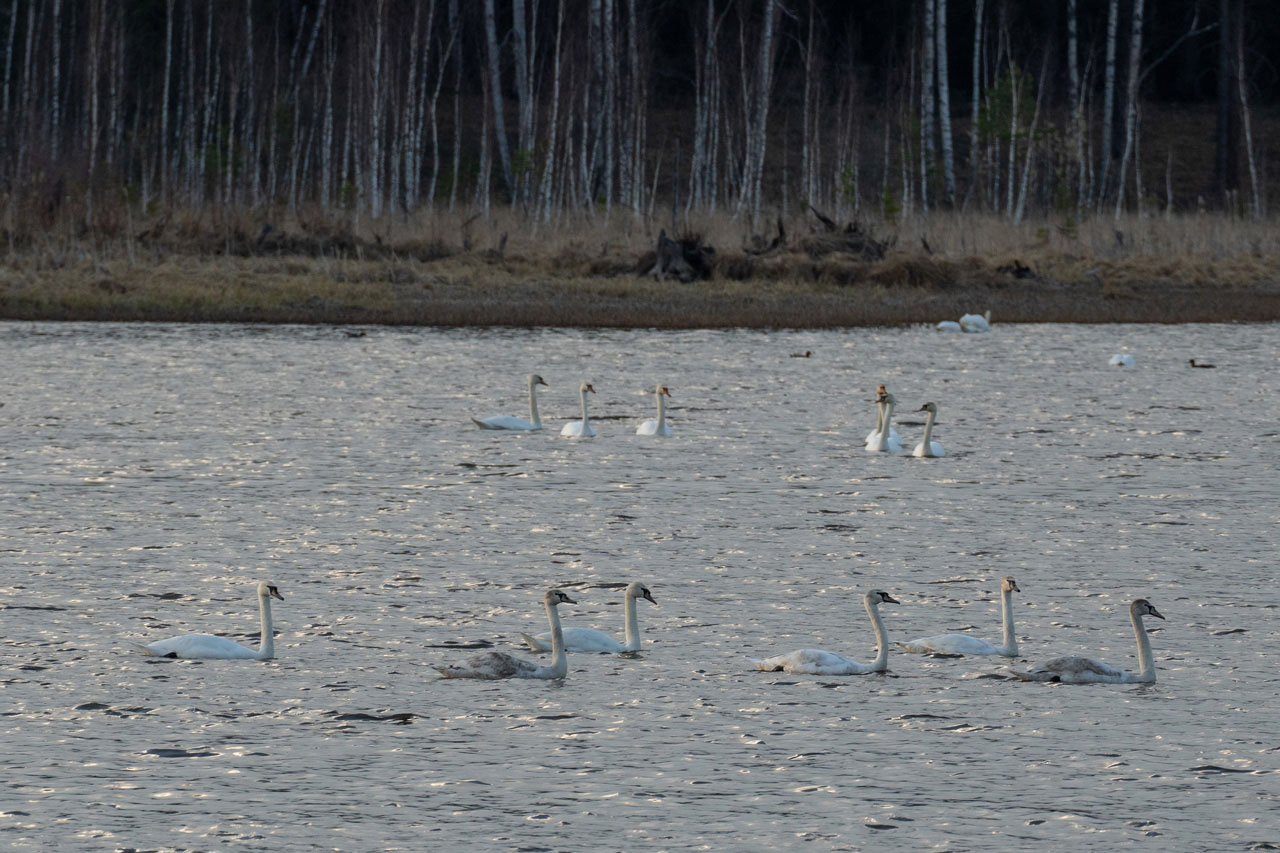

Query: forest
[[1, 0, 1276, 231]]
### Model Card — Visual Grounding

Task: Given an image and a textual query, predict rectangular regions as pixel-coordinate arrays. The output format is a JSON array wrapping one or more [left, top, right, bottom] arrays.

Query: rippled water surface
[[2, 321, 1278, 851]]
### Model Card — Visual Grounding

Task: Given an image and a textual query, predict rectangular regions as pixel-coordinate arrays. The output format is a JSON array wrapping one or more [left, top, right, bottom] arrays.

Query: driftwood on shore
[[801, 206, 894, 261], [638, 229, 716, 282]]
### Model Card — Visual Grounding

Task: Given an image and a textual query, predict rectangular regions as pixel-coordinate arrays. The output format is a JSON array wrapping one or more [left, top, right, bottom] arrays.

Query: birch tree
[[1098, 0, 1119, 207], [1113, 0, 1145, 218], [935, 0, 955, 207]]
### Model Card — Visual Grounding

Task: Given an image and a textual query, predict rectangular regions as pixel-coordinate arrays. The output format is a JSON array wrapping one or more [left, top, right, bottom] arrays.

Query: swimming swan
[[912, 401, 946, 458], [636, 385, 673, 436], [959, 310, 991, 333], [434, 589, 577, 679], [472, 374, 548, 430], [865, 391, 903, 453], [132, 581, 284, 660], [560, 382, 597, 437], [1108, 353, 1135, 367], [864, 385, 900, 446], [750, 590, 898, 675], [522, 582, 656, 653], [1013, 598, 1164, 684], [897, 576, 1020, 656]]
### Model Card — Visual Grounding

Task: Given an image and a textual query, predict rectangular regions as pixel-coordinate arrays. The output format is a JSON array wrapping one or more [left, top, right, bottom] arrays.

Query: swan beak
[[558, 594, 577, 605], [641, 589, 657, 605], [268, 587, 284, 601], [1009, 581, 1020, 592], [1148, 606, 1165, 620], [585, 384, 596, 394], [881, 593, 900, 604], [537, 378, 548, 387], [660, 387, 672, 397]]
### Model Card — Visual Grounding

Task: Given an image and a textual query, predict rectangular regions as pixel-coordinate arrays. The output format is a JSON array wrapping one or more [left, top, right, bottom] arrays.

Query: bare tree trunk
[[427, 7, 458, 207], [1235, 1, 1261, 218], [736, 0, 776, 226], [1098, 0, 1119, 208], [1013, 53, 1049, 224], [1067, 0, 1085, 213], [321, 24, 335, 208], [369, 0, 386, 218], [160, 0, 174, 199], [448, 0, 462, 211], [919, 0, 936, 211], [962, 0, 984, 209], [512, 0, 533, 206], [935, 0, 955, 207], [1113, 0, 1144, 219], [1, 0, 19, 135], [540, 0, 566, 222], [49, 0, 61, 161], [245, 0, 259, 207], [801, 0, 816, 211], [483, 0, 514, 201]]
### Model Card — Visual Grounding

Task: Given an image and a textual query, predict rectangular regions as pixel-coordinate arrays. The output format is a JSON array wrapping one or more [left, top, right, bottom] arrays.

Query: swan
[[472, 374, 548, 430], [560, 382, 597, 437], [1012, 598, 1164, 684], [1108, 353, 1135, 367], [1189, 359, 1215, 369], [864, 385, 902, 447], [636, 385, 673, 436], [897, 576, 1020, 656], [912, 401, 946, 458], [865, 391, 903, 453], [959, 310, 991, 333], [749, 590, 898, 675], [935, 320, 962, 332], [131, 581, 284, 660], [434, 589, 577, 679], [522, 582, 656, 653]]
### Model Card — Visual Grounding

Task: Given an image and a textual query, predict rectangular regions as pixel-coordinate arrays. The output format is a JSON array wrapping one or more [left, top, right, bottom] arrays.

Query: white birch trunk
[[920, 0, 936, 211], [1113, 0, 1144, 219], [540, 0, 566, 222], [1099, 0, 1119, 207], [963, 0, 983, 209], [483, 0, 514, 201], [936, 0, 955, 207]]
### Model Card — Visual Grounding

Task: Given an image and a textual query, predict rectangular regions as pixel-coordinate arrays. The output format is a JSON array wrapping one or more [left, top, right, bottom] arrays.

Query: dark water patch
[[144, 747, 218, 759], [2, 605, 67, 611], [327, 711, 416, 724], [1188, 764, 1256, 774], [1212, 628, 1247, 635]]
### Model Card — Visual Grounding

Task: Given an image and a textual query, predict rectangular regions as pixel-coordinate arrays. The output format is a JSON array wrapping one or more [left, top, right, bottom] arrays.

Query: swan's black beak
[[558, 593, 577, 605], [881, 593, 900, 604], [269, 587, 284, 601], [1149, 606, 1165, 620], [585, 385, 596, 394], [660, 387, 672, 397], [641, 589, 657, 605], [537, 378, 548, 387]]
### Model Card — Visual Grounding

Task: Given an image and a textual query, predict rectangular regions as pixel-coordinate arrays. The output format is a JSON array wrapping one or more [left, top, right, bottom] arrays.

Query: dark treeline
[[0, 0, 1275, 237]]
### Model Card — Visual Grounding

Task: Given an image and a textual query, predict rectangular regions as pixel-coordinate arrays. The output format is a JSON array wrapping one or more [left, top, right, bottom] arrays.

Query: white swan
[[935, 320, 962, 332], [1108, 353, 1135, 367], [897, 576, 1020, 656], [864, 385, 900, 445], [434, 589, 577, 679], [911, 401, 946, 458], [1013, 598, 1164, 684], [959, 310, 991, 332], [636, 385, 673, 436], [560, 382, 597, 437], [522, 582, 656, 653], [865, 391, 903, 453], [132, 581, 284, 660], [750, 590, 898, 675], [472, 374, 547, 430]]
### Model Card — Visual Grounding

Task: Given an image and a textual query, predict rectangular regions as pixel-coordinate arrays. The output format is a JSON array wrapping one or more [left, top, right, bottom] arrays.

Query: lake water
[[2, 320, 1277, 851]]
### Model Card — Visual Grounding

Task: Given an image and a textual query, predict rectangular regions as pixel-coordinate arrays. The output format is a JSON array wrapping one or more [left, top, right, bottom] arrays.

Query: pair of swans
[[435, 582, 656, 680], [132, 581, 284, 660], [936, 310, 991, 332], [865, 389, 945, 457], [469, 375, 598, 436]]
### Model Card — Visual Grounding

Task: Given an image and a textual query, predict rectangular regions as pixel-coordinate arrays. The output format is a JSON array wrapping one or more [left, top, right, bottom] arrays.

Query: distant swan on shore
[[959, 311, 991, 333], [750, 590, 898, 675], [912, 401, 946, 458], [560, 382, 597, 437], [523, 582, 656, 653], [636, 385, 673, 436], [435, 590, 577, 679], [898, 576, 1020, 656], [472, 374, 548, 430], [1012, 598, 1164, 684], [131, 581, 284, 660]]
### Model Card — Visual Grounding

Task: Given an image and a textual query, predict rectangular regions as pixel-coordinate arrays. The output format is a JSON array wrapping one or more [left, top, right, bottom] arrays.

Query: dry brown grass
[[1, 205, 1277, 326]]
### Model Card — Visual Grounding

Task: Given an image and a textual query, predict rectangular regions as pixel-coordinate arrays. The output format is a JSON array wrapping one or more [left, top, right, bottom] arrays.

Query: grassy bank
[[2, 210, 1277, 326]]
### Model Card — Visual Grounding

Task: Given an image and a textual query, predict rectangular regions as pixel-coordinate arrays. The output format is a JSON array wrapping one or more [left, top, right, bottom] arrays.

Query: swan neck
[[1000, 586, 1017, 655], [623, 590, 641, 649], [874, 400, 885, 435], [579, 388, 591, 426], [655, 390, 666, 428], [1132, 608, 1155, 680], [921, 409, 936, 454], [258, 592, 275, 660], [547, 599, 568, 677], [876, 401, 896, 451], [866, 597, 890, 670], [528, 382, 542, 428]]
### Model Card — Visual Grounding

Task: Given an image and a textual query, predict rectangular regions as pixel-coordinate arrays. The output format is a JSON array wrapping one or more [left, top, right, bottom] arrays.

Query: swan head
[[918, 401, 938, 414], [875, 383, 888, 398], [1001, 576, 1020, 594], [865, 590, 899, 606], [627, 582, 657, 606], [545, 589, 577, 607], [655, 384, 671, 398], [581, 382, 596, 395], [529, 374, 548, 388], [257, 581, 284, 601], [1131, 598, 1164, 620]]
